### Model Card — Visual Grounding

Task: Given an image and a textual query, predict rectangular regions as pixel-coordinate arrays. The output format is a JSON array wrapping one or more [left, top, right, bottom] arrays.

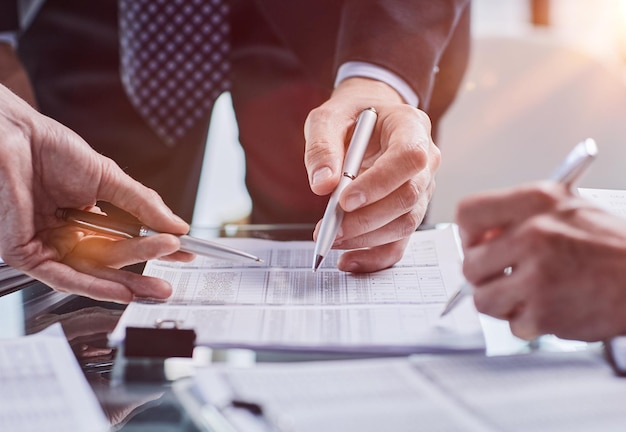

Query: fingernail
[[312, 167, 333, 186], [344, 192, 366, 211]]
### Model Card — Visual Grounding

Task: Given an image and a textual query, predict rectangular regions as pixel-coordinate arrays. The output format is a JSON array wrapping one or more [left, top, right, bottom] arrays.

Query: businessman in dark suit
[[3, 0, 471, 273]]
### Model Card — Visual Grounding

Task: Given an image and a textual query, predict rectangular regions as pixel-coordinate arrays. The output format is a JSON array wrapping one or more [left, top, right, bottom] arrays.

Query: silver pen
[[440, 138, 598, 317], [57, 208, 263, 263], [312, 107, 378, 271]]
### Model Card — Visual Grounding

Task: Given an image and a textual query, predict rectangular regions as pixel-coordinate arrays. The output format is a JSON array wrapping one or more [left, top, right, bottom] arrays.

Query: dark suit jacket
[[250, 0, 470, 111], [17, 0, 470, 223], [0, 2, 19, 31]]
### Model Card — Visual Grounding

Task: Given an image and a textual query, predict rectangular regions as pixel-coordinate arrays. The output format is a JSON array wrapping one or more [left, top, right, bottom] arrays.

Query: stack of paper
[[111, 226, 485, 354]]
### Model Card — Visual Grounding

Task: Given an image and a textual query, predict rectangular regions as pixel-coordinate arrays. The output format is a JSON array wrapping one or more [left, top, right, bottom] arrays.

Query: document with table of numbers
[[0, 323, 109, 432], [111, 225, 485, 354]]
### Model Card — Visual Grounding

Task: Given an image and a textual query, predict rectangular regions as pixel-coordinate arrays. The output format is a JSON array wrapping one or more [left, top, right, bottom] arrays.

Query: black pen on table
[[312, 107, 378, 271], [439, 138, 598, 317], [57, 208, 263, 263]]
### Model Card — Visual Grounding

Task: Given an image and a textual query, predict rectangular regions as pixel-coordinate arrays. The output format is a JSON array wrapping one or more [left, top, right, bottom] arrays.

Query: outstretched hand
[[0, 84, 192, 303]]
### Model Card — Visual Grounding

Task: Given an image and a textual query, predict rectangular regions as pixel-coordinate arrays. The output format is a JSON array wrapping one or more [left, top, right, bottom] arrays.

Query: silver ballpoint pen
[[312, 107, 378, 271], [440, 138, 598, 317], [57, 208, 263, 263]]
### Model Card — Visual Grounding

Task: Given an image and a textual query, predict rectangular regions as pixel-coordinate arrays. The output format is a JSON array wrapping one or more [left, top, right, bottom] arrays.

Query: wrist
[[332, 77, 405, 105], [334, 62, 418, 107]]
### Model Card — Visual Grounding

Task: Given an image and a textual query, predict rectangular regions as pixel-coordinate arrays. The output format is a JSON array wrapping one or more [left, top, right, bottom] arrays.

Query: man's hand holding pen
[[452, 140, 623, 342], [306, 77, 441, 273], [0, 83, 195, 303]]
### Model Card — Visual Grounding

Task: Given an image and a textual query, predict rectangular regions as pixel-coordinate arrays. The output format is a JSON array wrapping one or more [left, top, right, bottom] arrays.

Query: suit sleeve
[[336, 0, 471, 109], [0, 2, 19, 32]]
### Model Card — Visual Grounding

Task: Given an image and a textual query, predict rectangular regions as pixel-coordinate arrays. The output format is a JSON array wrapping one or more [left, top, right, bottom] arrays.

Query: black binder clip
[[125, 319, 196, 359], [117, 319, 196, 383]]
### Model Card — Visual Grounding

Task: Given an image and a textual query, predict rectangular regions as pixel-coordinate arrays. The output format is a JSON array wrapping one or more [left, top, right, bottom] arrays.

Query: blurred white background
[[432, 0, 626, 222], [193, 0, 626, 227]]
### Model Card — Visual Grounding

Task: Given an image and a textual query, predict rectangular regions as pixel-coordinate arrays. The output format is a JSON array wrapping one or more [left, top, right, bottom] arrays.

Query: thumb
[[303, 107, 347, 196], [97, 157, 189, 234]]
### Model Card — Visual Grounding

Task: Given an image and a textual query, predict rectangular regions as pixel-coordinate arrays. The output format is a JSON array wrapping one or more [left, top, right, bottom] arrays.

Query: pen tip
[[312, 254, 324, 272], [440, 291, 463, 318]]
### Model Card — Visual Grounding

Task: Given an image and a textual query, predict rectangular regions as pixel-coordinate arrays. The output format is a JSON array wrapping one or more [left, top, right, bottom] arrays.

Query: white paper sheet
[[187, 349, 624, 432], [192, 358, 491, 432], [0, 323, 109, 432], [578, 187, 626, 218], [111, 226, 484, 353], [412, 350, 625, 432]]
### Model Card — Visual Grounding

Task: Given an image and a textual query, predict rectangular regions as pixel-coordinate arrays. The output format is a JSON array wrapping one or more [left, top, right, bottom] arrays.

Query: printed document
[[182, 348, 623, 432], [112, 225, 484, 353], [578, 187, 626, 217], [0, 323, 108, 432]]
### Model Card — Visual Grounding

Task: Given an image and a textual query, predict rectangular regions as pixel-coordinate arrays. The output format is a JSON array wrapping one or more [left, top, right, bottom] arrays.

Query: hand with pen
[[457, 182, 626, 342], [0, 84, 192, 303], [305, 77, 441, 273]]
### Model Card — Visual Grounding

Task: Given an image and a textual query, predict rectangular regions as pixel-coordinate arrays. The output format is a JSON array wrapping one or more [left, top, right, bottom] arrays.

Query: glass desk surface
[[0, 224, 592, 431]]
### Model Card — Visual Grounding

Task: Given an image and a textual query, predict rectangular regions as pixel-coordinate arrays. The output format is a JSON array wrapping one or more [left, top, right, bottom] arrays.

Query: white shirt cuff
[[334, 61, 419, 107], [0, 32, 17, 48]]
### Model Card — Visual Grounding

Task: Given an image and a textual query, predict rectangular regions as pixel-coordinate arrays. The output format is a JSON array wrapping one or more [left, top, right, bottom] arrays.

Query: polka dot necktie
[[119, 0, 231, 146]]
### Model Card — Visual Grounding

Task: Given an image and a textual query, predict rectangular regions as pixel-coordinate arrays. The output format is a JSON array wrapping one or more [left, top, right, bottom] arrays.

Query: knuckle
[[306, 104, 336, 125], [397, 179, 421, 212], [354, 213, 373, 237], [399, 106, 432, 131], [145, 187, 163, 204], [520, 216, 558, 250], [398, 209, 422, 238], [429, 143, 441, 171], [415, 108, 432, 129], [528, 183, 561, 209], [399, 139, 429, 173], [304, 140, 339, 172], [303, 106, 342, 165]]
